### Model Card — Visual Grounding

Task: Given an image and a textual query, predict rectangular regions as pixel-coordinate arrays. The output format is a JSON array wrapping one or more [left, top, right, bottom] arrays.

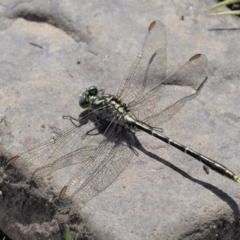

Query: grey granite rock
[[0, 0, 240, 239]]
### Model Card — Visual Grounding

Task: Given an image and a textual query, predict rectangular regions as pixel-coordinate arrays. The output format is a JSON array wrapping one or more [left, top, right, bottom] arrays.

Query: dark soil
[[0, 154, 96, 240]]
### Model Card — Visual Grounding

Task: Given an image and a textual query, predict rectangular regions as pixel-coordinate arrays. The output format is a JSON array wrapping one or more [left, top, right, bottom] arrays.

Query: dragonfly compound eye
[[87, 86, 98, 96], [79, 93, 89, 108]]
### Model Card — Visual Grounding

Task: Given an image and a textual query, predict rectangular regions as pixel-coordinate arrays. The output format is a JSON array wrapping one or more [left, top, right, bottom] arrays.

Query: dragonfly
[[7, 20, 240, 207]]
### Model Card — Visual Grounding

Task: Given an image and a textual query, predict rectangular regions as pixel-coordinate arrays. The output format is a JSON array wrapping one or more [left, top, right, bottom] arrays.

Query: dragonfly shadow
[[133, 136, 240, 225]]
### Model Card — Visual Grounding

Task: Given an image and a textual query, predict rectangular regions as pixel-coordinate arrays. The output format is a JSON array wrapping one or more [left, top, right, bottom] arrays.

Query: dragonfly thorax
[[79, 86, 130, 125]]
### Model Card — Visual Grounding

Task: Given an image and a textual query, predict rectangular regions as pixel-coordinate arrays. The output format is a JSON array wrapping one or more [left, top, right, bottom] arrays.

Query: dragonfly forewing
[[117, 20, 167, 104]]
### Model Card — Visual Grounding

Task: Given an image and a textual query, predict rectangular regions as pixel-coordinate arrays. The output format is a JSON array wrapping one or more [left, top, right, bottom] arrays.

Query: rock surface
[[0, 0, 240, 239]]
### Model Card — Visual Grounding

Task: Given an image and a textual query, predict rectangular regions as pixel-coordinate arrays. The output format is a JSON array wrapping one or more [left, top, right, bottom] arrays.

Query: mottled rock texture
[[0, 1, 240, 239]]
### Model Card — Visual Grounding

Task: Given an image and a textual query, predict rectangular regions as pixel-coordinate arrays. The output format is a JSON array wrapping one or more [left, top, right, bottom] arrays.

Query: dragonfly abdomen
[[130, 118, 240, 183]]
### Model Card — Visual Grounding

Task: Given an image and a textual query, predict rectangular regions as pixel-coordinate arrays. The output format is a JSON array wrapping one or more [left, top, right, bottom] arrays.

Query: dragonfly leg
[[63, 115, 81, 127], [82, 127, 102, 139]]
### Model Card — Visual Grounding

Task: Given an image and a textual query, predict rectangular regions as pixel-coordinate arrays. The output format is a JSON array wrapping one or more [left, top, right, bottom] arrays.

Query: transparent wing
[[8, 107, 136, 206], [130, 54, 208, 127], [7, 111, 106, 179], [38, 119, 136, 206], [63, 140, 134, 207], [31, 145, 98, 182], [117, 20, 167, 104]]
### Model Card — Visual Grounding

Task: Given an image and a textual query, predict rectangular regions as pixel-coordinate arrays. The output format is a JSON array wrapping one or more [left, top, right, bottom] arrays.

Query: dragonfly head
[[79, 86, 99, 108]]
